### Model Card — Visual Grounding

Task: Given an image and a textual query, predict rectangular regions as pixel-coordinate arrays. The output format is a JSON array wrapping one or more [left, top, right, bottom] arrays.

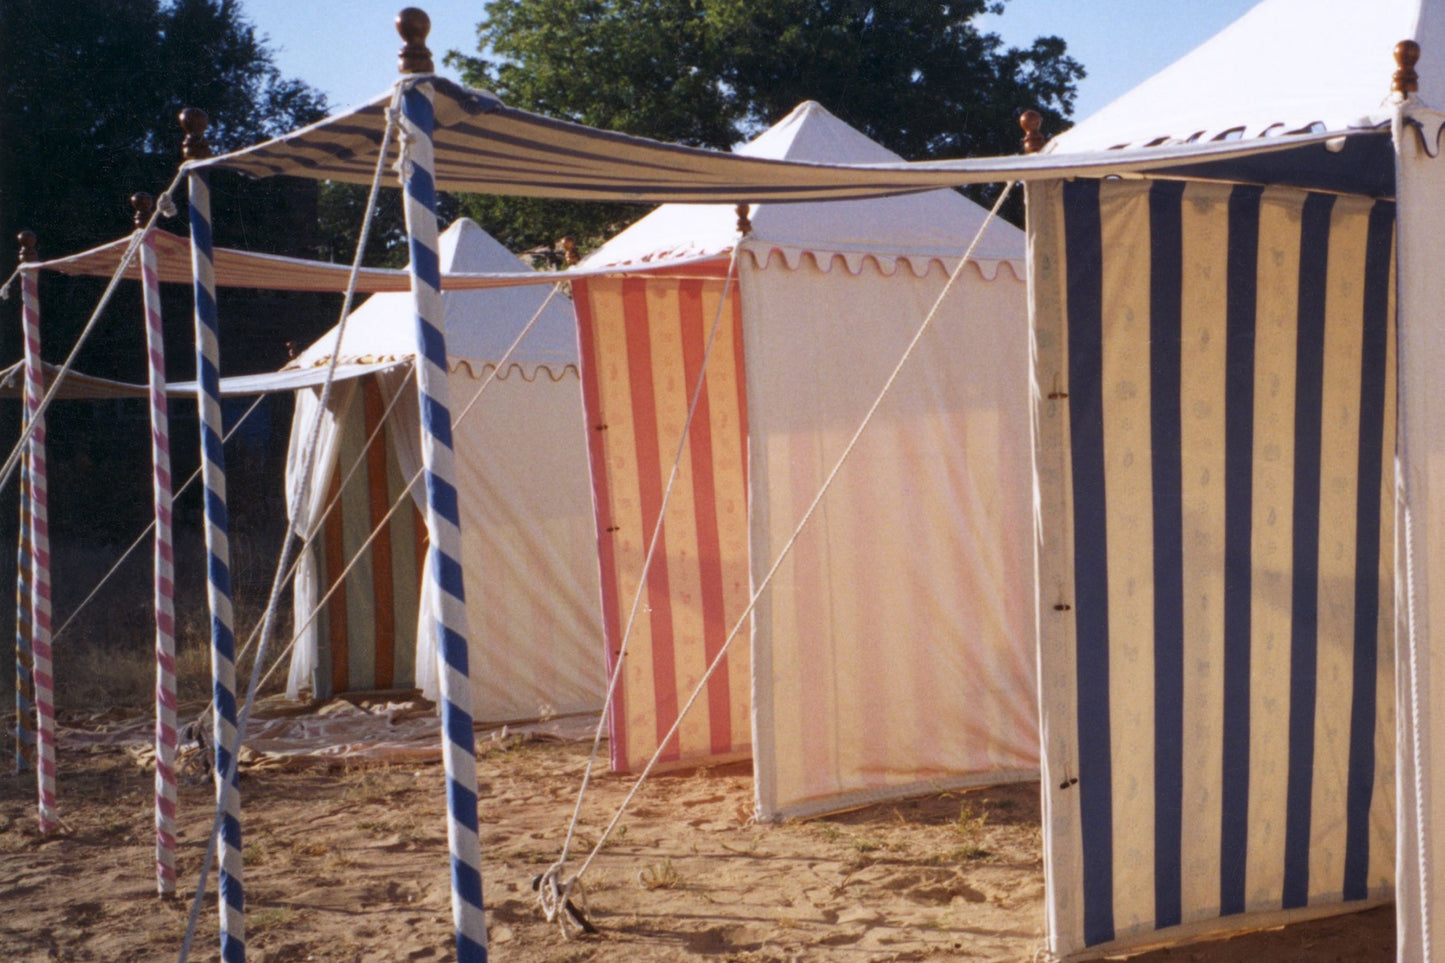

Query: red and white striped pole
[[17, 230, 57, 834], [134, 193, 178, 895]]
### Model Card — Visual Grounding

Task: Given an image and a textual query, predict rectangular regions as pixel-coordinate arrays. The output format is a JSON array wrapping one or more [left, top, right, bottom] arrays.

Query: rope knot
[[533, 862, 594, 939]]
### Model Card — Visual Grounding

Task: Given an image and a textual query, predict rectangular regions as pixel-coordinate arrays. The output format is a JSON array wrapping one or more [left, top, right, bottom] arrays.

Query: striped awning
[[193, 77, 1378, 201], [27, 228, 727, 292]]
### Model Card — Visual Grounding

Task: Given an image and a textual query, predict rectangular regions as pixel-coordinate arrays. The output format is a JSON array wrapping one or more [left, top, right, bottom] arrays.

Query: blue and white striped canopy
[[193, 77, 1385, 201]]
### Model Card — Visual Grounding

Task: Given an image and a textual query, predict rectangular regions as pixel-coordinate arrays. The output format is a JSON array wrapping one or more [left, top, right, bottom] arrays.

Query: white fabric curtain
[[393, 363, 607, 722], [1393, 104, 1445, 963], [284, 380, 357, 699], [744, 246, 1039, 820]]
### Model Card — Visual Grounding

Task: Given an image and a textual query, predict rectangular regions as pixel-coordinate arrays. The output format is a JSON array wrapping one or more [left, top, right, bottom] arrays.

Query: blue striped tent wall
[[1030, 178, 1396, 958]]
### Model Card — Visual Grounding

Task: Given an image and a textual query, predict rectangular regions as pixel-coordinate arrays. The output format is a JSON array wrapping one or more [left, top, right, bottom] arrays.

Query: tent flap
[[1030, 177, 1395, 958], [573, 271, 753, 773]]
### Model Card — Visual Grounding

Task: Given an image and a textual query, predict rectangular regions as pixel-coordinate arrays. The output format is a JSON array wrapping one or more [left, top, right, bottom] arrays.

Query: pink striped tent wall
[[572, 264, 753, 773]]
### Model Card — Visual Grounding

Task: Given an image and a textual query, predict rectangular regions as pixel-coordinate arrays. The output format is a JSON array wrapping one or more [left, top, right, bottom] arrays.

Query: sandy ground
[[0, 701, 1394, 962]]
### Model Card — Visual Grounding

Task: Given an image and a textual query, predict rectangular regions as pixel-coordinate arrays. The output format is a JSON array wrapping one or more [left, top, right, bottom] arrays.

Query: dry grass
[[2, 585, 290, 719]]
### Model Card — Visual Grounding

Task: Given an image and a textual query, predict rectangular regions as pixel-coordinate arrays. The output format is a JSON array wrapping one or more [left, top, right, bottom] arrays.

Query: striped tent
[[284, 219, 606, 724], [1030, 177, 1396, 956], [572, 102, 1038, 819], [1025, 0, 1436, 957]]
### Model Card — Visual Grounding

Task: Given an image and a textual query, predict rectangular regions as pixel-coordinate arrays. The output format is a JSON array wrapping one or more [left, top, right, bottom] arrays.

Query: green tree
[[445, 0, 1084, 246], [0, 0, 330, 543]]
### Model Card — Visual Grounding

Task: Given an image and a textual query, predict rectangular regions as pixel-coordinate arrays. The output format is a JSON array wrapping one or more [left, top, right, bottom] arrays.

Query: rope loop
[[533, 861, 594, 939]]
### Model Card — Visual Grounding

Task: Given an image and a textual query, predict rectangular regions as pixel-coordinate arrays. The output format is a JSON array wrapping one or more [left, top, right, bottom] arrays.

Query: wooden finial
[[16, 231, 37, 265], [559, 236, 579, 266], [1395, 40, 1422, 96], [1020, 110, 1045, 154], [397, 8, 434, 74], [179, 108, 212, 160], [131, 192, 155, 229], [735, 203, 753, 235]]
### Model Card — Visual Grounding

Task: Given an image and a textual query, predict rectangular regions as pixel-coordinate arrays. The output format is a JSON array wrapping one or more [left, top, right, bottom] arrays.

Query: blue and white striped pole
[[396, 10, 487, 959], [183, 109, 243, 962]]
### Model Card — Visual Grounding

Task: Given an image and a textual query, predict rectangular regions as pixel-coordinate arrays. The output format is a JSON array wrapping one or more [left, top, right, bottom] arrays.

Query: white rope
[[558, 181, 1017, 899], [0, 266, 21, 302], [1403, 493, 1435, 959], [535, 245, 743, 935], [177, 87, 404, 963], [0, 169, 186, 499], [49, 394, 267, 646]]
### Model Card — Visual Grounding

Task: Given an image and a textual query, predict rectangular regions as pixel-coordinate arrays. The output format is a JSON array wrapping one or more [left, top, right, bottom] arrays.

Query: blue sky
[[242, 0, 1263, 129]]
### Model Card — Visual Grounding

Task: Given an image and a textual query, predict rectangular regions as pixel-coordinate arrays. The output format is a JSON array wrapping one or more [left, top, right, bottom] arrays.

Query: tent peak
[[1051, 0, 1432, 153]]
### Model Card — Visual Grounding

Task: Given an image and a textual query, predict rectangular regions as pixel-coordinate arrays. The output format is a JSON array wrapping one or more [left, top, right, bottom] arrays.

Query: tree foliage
[[446, 0, 1084, 246], [1, 0, 327, 264], [0, 0, 329, 540]]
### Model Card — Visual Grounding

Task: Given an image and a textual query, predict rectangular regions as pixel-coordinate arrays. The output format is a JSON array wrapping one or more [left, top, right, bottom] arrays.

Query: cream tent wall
[[574, 102, 1039, 818], [285, 219, 606, 724]]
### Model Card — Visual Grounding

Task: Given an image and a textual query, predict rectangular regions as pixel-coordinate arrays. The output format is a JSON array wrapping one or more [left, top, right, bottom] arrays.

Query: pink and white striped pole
[[134, 194, 178, 895], [17, 230, 57, 834]]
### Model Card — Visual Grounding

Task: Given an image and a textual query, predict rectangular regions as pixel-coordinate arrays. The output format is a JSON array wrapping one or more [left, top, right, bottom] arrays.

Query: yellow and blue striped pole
[[183, 109, 243, 961], [397, 10, 487, 959]]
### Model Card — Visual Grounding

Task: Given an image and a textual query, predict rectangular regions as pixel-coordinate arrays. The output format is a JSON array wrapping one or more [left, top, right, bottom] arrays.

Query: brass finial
[[397, 8, 434, 74], [1395, 40, 1422, 96], [1020, 110, 1045, 154], [735, 203, 753, 235], [179, 108, 212, 160], [16, 231, 37, 265], [131, 192, 155, 229], [559, 236, 579, 266]]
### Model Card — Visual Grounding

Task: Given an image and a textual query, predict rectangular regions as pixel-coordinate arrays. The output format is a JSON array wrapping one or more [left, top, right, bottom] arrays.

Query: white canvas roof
[[288, 218, 578, 374], [1052, 0, 1441, 152], [583, 101, 1024, 271]]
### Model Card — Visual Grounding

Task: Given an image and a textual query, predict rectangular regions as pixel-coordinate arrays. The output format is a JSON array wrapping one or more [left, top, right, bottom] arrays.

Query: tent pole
[[134, 191, 179, 898], [12, 235, 36, 779], [16, 231, 56, 834], [396, 8, 488, 961], [182, 108, 244, 963]]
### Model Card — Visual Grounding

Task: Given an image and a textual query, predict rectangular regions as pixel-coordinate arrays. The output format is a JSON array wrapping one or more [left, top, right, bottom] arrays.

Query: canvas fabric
[[571, 268, 754, 773], [1029, 177, 1396, 958], [743, 246, 1038, 820]]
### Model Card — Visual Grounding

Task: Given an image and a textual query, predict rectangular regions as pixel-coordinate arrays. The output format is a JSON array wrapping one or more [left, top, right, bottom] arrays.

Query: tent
[[283, 218, 607, 724], [571, 101, 1038, 818], [1020, 0, 1425, 956], [176, 2, 1445, 955]]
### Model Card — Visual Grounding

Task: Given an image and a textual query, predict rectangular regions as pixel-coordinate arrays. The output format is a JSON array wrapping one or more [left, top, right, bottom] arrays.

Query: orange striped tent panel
[[573, 265, 753, 772], [313, 376, 423, 697]]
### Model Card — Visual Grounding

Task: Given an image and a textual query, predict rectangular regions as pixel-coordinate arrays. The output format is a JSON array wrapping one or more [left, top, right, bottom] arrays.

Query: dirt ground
[[0, 704, 1394, 962]]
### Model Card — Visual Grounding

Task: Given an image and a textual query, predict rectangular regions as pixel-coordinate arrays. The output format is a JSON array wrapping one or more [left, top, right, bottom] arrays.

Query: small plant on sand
[[250, 906, 295, 930], [638, 858, 683, 890], [244, 838, 271, 866], [852, 837, 883, 855], [950, 800, 991, 861]]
